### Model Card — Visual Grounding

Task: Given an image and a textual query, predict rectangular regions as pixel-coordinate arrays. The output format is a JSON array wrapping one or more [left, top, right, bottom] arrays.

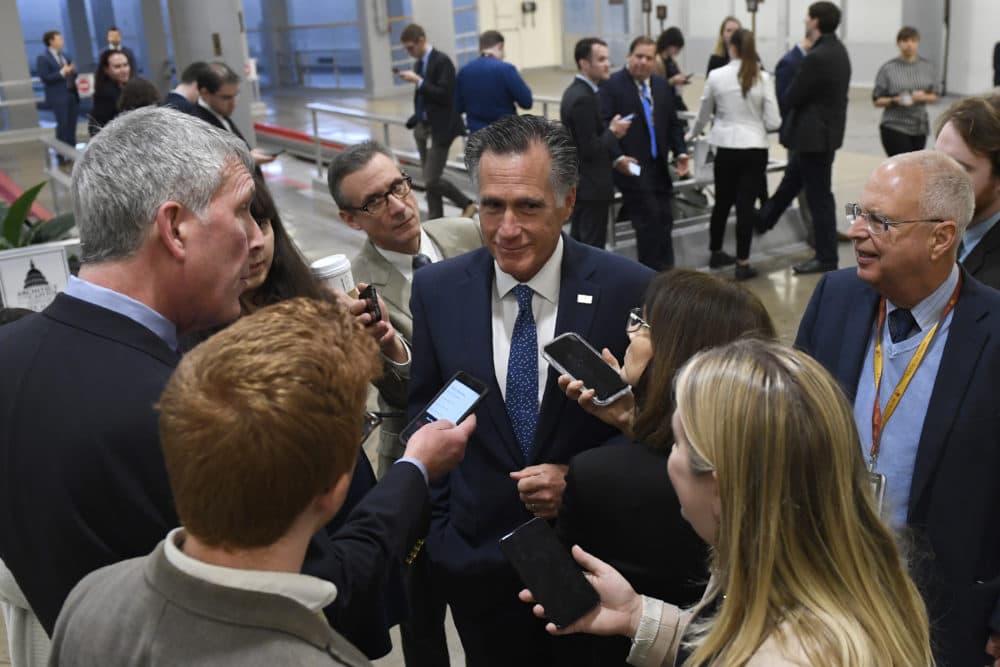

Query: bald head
[[883, 150, 975, 238]]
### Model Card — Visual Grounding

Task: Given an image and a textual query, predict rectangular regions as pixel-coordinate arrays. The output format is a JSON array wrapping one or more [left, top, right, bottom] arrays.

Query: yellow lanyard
[[869, 275, 962, 467]]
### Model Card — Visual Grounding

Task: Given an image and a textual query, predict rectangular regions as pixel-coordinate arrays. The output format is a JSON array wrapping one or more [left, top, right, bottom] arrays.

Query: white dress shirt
[[373, 229, 443, 284], [492, 237, 563, 405], [164, 527, 337, 613], [689, 59, 781, 149]]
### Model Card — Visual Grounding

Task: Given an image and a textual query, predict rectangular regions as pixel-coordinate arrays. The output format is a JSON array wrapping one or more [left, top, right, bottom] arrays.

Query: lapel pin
[[577, 294, 593, 304]]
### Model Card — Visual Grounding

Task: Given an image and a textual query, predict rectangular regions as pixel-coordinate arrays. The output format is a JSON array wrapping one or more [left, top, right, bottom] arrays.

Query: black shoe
[[792, 258, 837, 274], [709, 251, 736, 268], [754, 202, 776, 234], [734, 264, 758, 281]]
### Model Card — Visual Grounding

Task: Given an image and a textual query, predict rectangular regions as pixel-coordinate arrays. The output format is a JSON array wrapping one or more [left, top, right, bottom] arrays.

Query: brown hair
[[730, 29, 761, 97], [629, 35, 656, 54], [712, 17, 740, 57], [158, 298, 381, 549], [896, 26, 919, 42], [630, 270, 775, 448], [935, 95, 1000, 177], [400, 23, 425, 43]]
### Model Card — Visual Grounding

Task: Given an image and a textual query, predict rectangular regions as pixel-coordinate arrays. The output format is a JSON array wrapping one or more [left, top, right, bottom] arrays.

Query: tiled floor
[[0, 65, 954, 666]]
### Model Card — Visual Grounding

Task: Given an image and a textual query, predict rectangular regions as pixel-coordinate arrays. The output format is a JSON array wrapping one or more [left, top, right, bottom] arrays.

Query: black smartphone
[[500, 518, 599, 628], [258, 147, 286, 158], [543, 332, 630, 405], [358, 284, 382, 324], [392, 66, 401, 74], [683, 73, 694, 83], [399, 371, 488, 445]]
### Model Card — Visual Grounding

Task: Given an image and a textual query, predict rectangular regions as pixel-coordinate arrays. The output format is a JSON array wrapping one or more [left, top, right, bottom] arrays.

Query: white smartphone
[[627, 162, 641, 176], [400, 371, 488, 445]]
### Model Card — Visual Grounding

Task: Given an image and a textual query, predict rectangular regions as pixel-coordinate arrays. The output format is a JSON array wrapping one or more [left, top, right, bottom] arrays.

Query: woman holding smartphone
[[531, 340, 934, 667], [552, 270, 774, 667]]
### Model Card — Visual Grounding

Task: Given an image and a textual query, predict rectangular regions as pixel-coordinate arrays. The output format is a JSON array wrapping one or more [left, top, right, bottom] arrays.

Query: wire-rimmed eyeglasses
[[845, 202, 944, 236], [350, 175, 413, 215], [626, 307, 650, 333]]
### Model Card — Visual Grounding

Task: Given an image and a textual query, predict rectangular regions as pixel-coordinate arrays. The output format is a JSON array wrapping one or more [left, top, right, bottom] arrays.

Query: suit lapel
[[963, 222, 1000, 275], [532, 237, 599, 460], [838, 286, 880, 402], [358, 241, 412, 340], [908, 275, 990, 517]]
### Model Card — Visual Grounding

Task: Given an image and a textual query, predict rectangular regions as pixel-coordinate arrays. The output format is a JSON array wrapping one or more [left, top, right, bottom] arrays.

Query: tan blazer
[[351, 217, 484, 473]]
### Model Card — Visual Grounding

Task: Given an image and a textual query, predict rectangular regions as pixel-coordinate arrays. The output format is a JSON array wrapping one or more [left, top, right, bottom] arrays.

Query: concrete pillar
[[358, 0, 394, 96], [89, 0, 116, 51], [166, 0, 256, 146], [0, 1, 39, 129], [60, 1, 96, 73], [901, 0, 946, 93], [260, 0, 292, 88], [140, 0, 173, 93], [411, 0, 456, 55]]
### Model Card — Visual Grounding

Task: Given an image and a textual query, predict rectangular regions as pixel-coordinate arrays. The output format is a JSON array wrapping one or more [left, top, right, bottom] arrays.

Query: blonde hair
[[712, 17, 741, 57], [674, 340, 933, 667]]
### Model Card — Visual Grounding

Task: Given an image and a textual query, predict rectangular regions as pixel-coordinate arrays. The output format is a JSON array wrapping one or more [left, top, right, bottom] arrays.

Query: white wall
[[477, 0, 563, 69], [946, 0, 998, 95]]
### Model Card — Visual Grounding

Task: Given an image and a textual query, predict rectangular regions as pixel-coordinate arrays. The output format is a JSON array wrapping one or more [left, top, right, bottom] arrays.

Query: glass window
[[453, 2, 477, 68]]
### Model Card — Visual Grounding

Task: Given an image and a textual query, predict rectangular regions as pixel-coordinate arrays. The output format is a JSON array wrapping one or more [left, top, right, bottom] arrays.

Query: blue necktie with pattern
[[506, 284, 538, 458], [640, 81, 658, 159]]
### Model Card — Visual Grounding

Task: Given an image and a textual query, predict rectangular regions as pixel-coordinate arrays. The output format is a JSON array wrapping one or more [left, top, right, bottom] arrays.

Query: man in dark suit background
[[599, 36, 689, 271], [36, 30, 78, 160], [398, 24, 476, 221], [764, 1, 850, 274], [408, 114, 652, 665], [559, 37, 632, 249], [0, 108, 468, 656], [795, 150, 1000, 667], [192, 61, 274, 168], [934, 95, 1000, 291], [162, 61, 208, 114], [106, 26, 138, 75]]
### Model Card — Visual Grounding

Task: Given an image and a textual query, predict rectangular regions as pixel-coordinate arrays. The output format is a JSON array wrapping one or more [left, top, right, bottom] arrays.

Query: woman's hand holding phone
[[557, 347, 636, 436]]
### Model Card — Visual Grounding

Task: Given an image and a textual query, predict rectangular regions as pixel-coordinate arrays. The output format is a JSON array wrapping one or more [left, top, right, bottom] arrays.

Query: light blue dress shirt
[[64, 275, 178, 351]]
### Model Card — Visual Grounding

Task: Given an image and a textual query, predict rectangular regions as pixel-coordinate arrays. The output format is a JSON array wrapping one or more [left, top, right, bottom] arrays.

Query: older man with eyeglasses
[[796, 149, 1000, 667]]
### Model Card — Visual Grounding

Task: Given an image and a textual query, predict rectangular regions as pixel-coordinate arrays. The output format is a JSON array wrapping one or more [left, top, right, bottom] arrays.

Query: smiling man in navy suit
[[408, 115, 652, 665], [796, 150, 1000, 667], [36, 30, 78, 160]]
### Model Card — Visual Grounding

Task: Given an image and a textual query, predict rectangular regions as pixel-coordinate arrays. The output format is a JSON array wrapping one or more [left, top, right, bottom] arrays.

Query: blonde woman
[[706, 16, 740, 75], [523, 340, 934, 666]]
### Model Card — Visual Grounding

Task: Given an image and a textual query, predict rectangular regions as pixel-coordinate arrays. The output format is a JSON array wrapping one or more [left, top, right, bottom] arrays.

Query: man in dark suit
[[192, 61, 274, 168], [409, 114, 653, 665], [162, 61, 208, 114], [398, 24, 476, 221], [106, 26, 138, 75], [0, 108, 468, 656], [934, 95, 1000, 291], [598, 36, 690, 270], [795, 150, 1000, 667], [36, 30, 78, 160], [560, 37, 632, 249], [50, 298, 419, 667], [767, 1, 851, 274]]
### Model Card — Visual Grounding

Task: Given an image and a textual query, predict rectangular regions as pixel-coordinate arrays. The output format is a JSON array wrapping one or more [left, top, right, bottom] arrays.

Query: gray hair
[[464, 114, 578, 199], [892, 150, 976, 238], [327, 140, 396, 209], [72, 106, 253, 264]]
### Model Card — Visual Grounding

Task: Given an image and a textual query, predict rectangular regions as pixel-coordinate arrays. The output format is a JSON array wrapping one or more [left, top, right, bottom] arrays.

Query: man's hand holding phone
[[403, 415, 476, 481], [609, 113, 632, 138], [344, 283, 407, 363]]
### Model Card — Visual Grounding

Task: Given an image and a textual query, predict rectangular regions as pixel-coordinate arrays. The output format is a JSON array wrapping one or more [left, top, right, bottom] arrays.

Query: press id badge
[[869, 471, 887, 516]]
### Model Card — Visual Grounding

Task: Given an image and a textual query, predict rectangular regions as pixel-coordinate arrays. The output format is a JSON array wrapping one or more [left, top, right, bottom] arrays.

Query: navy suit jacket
[[408, 236, 652, 609], [795, 268, 1000, 667], [0, 294, 428, 658], [781, 32, 850, 153], [408, 47, 463, 145], [36, 50, 77, 105], [598, 68, 685, 195], [560, 77, 620, 203]]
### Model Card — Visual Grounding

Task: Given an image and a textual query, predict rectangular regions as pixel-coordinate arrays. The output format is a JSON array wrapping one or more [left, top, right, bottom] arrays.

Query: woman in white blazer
[[688, 29, 780, 280]]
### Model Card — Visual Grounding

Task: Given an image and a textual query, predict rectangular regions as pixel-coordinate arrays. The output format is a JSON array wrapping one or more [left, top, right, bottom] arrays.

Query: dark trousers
[[621, 187, 675, 270], [710, 147, 768, 260], [569, 199, 610, 249], [798, 150, 838, 264], [399, 549, 450, 667], [414, 122, 472, 220], [447, 568, 553, 667], [53, 93, 80, 154], [880, 125, 926, 157], [760, 150, 812, 232]]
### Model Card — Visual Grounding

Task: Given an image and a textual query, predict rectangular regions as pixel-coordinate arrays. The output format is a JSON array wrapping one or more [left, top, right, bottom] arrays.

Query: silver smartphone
[[543, 332, 631, 406]]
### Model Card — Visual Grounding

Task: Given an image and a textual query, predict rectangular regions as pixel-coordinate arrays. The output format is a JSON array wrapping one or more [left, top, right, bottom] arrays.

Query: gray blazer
[[351, 217, 483, 472], [49, 542, 371, 666]]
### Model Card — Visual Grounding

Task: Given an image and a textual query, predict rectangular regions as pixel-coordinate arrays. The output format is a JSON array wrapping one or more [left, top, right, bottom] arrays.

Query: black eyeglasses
[[350, 175, 413, 215], [845, 202, 944, 236], [626, 307, 650, 333]]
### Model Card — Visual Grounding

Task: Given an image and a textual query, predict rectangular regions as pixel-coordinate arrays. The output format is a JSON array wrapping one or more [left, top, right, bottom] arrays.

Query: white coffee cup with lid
[[310, 254, 357, 297]]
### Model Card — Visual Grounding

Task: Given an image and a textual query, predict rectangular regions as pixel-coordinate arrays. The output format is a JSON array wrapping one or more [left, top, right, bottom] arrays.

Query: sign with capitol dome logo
[[0, 243, 71, 311]]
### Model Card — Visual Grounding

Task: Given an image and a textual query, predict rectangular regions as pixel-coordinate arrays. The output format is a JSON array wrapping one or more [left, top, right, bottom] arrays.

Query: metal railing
[[0, 77, 42, 110]]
